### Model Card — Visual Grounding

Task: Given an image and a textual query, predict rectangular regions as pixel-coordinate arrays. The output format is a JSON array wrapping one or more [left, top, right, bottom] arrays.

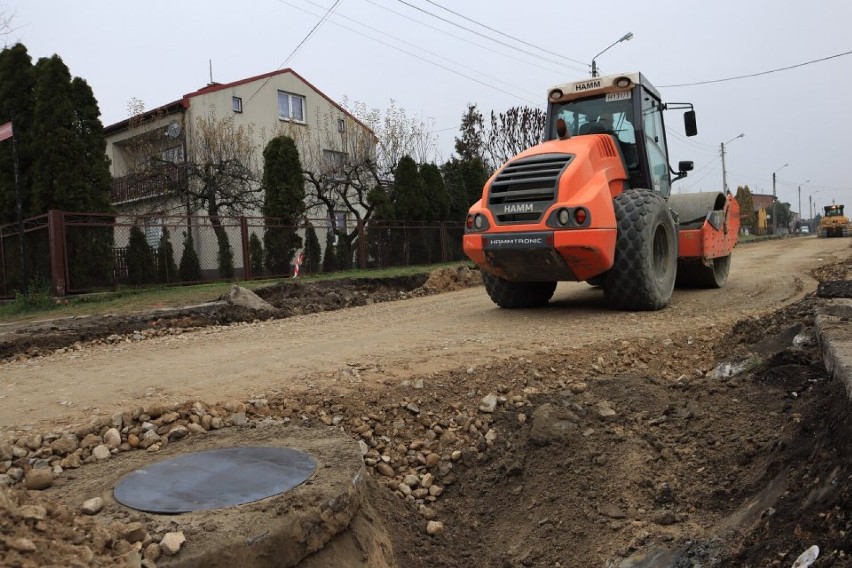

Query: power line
[[275, 0, 540, 105], [681, 157, 721, 189], [245, 0, 344, 105], [362, 0, 575, 78], [690, 156, 721, 175], [806, 185, 852, 191], [667, 130, 718, 154], [420, 0, 588, 67], [776, 178, 852, 191], [395, 0, 588, 74], [660, 49, 852, 88], [290, 0, 541, 100]]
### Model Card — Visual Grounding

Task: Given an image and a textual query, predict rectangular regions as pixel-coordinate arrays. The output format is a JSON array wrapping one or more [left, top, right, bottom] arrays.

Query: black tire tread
[[603, 189, 677, 311], [482, 272, 556, 309]]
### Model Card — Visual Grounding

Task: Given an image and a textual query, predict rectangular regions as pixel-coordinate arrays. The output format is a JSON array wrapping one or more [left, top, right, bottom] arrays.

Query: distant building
[[102, 69, 376, 275], [751, 193, 775, 235]]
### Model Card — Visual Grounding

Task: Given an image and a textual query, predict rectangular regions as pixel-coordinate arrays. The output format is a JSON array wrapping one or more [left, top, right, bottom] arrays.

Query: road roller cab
[[463, 72, 739, 311]]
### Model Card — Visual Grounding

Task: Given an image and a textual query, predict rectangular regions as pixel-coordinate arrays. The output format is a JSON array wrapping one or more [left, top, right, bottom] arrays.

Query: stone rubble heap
[[0, 370, 549, 566], [1, 331, 720, 566]]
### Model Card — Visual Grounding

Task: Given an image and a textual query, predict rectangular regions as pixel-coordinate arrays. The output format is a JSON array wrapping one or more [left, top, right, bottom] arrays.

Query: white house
[[103, 69, 376, 277]]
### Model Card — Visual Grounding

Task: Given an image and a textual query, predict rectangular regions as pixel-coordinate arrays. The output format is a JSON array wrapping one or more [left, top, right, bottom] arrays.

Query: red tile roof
[[751, 193, 776, 212]]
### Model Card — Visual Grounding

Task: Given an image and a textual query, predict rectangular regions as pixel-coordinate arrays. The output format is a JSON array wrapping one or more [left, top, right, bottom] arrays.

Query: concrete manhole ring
[[46, 424, 367, 567], [114, 446, 317, 513]]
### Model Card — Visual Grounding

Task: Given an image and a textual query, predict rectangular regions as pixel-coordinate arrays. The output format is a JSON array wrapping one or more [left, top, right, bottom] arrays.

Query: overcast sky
[[4, 0, 852, 217]]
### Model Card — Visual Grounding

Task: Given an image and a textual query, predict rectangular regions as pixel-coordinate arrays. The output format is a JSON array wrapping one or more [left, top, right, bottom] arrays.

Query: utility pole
[[772, 173, 777, 234], [771, 163, 789, 234], [795, 180, 809, 231], [719, 134, 744, 193]]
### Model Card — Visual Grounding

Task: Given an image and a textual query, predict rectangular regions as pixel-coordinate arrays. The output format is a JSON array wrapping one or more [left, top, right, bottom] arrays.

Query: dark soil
[[367, 294, 852, 567]]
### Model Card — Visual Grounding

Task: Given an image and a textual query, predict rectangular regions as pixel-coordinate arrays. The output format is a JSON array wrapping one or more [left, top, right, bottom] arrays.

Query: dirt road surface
[[0, 237, 847, 434]]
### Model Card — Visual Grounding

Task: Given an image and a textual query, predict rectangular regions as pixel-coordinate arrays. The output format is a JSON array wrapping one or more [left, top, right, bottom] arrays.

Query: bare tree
[[343, 98, 439, 174], [185, 112, 261, 242], [126, 97, 145, 118], [486, 106, 546, 170], [1, 7, 16, 45], [291, 107, 380, 259], [292, 100, 439, 260]]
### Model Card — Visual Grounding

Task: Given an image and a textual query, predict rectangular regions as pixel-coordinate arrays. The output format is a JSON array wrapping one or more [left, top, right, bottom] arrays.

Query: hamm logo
[[503, 203, 534, 214]]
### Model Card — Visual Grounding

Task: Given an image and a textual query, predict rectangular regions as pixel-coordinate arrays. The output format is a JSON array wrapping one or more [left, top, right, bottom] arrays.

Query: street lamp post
[[797, 179, 809, 230], [591, 32, 634, 77], [720, 133, 744, 193]]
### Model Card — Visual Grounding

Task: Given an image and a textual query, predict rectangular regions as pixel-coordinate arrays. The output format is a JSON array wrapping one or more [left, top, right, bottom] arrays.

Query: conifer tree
[[30, 55, 112, 213], [127, 225, 155, 285], [365, 185, 395, 268], [157, 227, 178, 284], [419, 163, 450, 222], [179, 232, 202, 282], [0, 44, 36, 225], [304, 222, 321, 274], [419, 163, 449, 262], [735, 185, 756, 233], [262, 135, 305, 275], [322, 234, 337, 273], [336, 238, 353, 270], [394, 156, 428, 264], [0, 45, 115, 291], [249, 233, 264, 277], [394, 156, 427, 221], [217, 233, 234, 279], [442, 157, 489, 222]]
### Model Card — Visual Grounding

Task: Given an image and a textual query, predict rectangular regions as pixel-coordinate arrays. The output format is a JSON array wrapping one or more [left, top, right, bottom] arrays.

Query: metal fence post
[[357, 219, 367, 269], [239, 216, 251, 280], [48, 209, 66, 297], [0, 230, 6, 298], [439, 222, 448, 263]]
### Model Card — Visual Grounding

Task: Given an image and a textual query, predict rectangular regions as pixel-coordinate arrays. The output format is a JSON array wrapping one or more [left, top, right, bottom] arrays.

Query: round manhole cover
[[114, 446, 317, 513]]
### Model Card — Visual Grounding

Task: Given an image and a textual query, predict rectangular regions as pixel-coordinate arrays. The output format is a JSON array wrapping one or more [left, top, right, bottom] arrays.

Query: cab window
[[641, 96, 670, 196]]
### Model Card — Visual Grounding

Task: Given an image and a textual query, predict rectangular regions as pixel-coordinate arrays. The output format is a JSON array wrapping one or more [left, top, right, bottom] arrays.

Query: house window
[[323, 149, 347, 168], [337, 118, 345, 133], [232, 96, 243, 113], [329, 211, 348, 245], [278, 91, 305, 122], [144, 219, 163, 248], [323, 150, 348, 181], [161, 146, 184, 164]]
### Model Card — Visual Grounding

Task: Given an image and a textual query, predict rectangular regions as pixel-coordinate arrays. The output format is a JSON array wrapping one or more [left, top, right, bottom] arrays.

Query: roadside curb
[[814, 298, 852, 399]]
